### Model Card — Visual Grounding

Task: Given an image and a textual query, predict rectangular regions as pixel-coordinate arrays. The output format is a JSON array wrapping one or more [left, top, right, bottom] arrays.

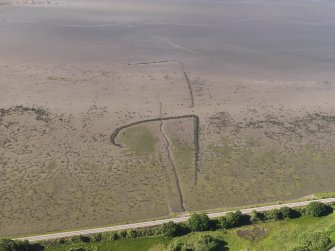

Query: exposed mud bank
[[126, 59, 194, 108]]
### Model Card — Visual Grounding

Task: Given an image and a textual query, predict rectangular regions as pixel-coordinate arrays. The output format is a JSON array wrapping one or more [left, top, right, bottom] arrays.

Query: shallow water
[[1, 0, 335, 80]]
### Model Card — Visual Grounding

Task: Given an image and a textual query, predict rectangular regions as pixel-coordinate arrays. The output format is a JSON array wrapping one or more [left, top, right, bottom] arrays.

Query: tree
[[161, 221, 181, 237], [187, 213, 210, 232], [219, 211, 243, 229], [305, 202, 332, 217]]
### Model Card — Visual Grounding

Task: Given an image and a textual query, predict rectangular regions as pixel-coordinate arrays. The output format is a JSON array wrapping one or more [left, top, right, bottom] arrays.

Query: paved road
[[14, 197, 335, 243]]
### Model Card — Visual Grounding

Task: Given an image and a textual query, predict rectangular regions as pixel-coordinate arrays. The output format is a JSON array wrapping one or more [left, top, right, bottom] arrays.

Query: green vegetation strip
[[3, 201, 335, 251]]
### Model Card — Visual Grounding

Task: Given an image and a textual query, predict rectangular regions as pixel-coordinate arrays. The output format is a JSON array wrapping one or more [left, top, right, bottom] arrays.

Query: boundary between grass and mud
[[13, 197, 335, 243]]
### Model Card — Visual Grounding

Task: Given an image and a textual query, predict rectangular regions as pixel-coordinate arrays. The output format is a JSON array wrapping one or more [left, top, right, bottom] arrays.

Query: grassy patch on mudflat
[[118, 126, 158, 155]]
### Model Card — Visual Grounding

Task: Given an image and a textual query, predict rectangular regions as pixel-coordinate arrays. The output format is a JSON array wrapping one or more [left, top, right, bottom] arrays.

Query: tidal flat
[[1, 0, 335, 236]]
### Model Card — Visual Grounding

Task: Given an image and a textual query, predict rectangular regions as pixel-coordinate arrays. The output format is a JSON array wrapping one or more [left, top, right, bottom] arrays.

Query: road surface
[[14, 197, 335, 243]]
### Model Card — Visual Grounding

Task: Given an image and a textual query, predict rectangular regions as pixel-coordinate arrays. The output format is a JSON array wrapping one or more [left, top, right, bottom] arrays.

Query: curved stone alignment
[[110, 114, 200, 185]]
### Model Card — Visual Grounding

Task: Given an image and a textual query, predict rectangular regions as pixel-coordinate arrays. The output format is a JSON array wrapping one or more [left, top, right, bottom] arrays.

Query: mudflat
[[1, 0, 335, 237]]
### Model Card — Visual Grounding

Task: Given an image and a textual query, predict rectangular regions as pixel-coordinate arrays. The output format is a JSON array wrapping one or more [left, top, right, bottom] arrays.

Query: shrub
[[193, 235, 224, 251], [326, 223, 335, 239], [110, 232, 119, 241], [89, 233, 102, 242], [100, 233, 111, 242], [46, 239, 64, 247], [300, 232, 331, 251], [169, 242, 193, 251], [291, 246, 309, 251], [137, 227, 157, 237], [79, 235, 90, 243], [0, 239, 17, 251], [218, 216, 229, 229], [101, 232, 119, 241], [305, 202, 332, 217], [133, 228, 149, 238], [118, 230, 127, 239], [279, 207, 293, 219], [314, 192, 335, 199], [0, 239, 44, 251], [153, 226, 164, 236], [169, 235, 225, 251], [297, 207, 307, 216], [178, 223, 191, 235], [264, 209, 282, 221], [219, 211, 243, 229], [126, 229, 137, 239], [161, 221, 181, 237], [58, 239, 66, 244], [70, 236, 83, 243], [187, 213, 210, 232], [280, 207, 300, 219], [250, 210, 266, 223], [208, 219, 220, 230], [68, 248, 86, 251]]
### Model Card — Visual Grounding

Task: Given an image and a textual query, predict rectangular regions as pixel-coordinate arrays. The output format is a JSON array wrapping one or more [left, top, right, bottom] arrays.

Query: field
[[41, 210, 335, 251], [1, 0, 335, 237]]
